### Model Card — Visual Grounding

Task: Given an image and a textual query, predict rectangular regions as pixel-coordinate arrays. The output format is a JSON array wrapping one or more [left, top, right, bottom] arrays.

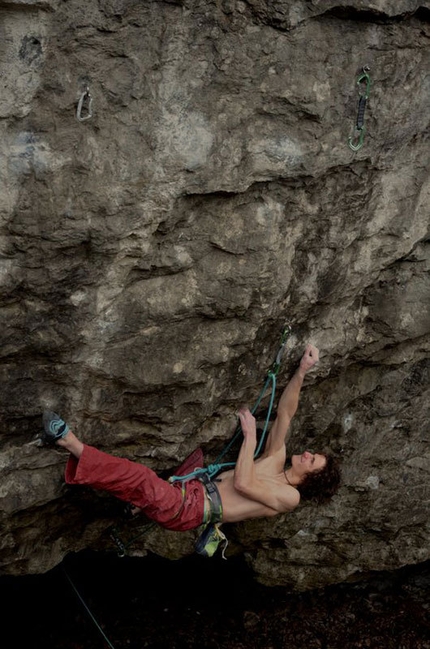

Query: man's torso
[[216, 454, 299, 523]]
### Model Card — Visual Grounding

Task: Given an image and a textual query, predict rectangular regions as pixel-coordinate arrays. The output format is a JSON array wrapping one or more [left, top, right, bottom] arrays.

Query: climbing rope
[[348, 66, 371, 152], [109, 324, 292, 556], [169, 324, 292, 483], [62, 566, 116, 649]]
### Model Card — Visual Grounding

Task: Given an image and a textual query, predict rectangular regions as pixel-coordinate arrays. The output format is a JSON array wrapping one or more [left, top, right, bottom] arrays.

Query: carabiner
[[76, 86, 93, 122], [280, 323, 292, 344], [357, 66, 371, 99], [270, 324, 292, 375], [348, 126, 366, 152]]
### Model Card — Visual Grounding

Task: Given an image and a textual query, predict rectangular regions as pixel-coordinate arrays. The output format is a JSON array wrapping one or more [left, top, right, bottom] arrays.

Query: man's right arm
[[262, 344, 319, 458], [233, 409, 300, 512]]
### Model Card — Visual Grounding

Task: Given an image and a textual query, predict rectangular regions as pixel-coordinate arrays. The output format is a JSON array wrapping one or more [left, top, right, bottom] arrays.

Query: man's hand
[[300, 344, 319, 373], [238, 408, 257, 441]]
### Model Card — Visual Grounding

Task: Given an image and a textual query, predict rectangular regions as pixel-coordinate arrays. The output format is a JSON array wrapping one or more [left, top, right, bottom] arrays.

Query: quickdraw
[[109, 521, 157, 558], [348, 66, 371, 152], [270, 323, 292, 376]]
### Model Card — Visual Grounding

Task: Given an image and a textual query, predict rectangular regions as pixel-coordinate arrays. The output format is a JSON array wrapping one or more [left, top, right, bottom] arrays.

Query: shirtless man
[[217, 343, 340, 522], [43, 344, 340, 537]]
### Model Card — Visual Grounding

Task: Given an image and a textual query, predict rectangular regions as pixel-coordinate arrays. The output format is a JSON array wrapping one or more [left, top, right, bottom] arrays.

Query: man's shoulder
[[259, 445, 287, 466]]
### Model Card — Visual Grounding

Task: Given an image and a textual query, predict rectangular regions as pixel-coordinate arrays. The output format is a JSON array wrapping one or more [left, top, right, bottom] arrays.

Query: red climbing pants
[[65, 445, 206, 531]]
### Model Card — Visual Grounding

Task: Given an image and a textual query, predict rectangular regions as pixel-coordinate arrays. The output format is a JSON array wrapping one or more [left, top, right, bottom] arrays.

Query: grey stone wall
[[0, 0, 429, 589]]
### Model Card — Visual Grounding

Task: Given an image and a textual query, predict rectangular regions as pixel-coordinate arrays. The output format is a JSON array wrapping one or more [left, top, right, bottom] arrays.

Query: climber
[[41, 344, 341, 533]]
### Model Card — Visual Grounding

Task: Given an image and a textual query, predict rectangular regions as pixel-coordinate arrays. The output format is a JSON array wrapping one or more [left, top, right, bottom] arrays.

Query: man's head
[[291, 451, 341, 504]]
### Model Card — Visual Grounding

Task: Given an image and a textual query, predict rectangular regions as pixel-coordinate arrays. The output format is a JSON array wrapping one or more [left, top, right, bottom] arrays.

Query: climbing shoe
[[41, 410, 70, 444], [195, 523, 228, 559]]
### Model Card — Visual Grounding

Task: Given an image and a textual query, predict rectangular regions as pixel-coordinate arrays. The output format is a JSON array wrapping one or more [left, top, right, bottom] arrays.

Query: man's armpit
[[276, 485, 300, 512]]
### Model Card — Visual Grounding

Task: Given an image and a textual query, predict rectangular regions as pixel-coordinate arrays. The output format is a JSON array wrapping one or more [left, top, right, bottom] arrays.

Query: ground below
[[2, 552, 430, 648]]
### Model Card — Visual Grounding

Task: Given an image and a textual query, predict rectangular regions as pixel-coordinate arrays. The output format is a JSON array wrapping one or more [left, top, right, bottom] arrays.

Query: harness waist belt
[[199, 474, 223, 524]]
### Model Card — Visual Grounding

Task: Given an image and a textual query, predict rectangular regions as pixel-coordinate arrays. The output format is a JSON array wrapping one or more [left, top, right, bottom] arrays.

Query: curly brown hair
[[296, 454, 341, 505]]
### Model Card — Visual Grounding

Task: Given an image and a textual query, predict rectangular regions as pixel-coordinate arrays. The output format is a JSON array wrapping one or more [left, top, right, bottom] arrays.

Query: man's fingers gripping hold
[[238, 408, 257, 439], [300, 344, 319, 372]]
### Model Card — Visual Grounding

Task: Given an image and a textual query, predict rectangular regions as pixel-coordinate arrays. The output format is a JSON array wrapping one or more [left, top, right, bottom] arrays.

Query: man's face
[[291, 451, 326, 479]]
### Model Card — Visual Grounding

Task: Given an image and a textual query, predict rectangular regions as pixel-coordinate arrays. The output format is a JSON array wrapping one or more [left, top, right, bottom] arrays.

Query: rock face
[[0, 0, 429, 590]]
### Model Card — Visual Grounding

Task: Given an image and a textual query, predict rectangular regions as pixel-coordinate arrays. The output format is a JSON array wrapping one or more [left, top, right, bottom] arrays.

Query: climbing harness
[[172, 324, 292, 558], [348, 66, 371, 152], [195, 522, 228, 559], [109, 324, 293, 558], [195, 473, 226, 558], [76, 86, 93, 122]]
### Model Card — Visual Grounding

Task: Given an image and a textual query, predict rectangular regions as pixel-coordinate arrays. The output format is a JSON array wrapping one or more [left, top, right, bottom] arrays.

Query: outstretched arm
[[263, 344, 319, 458]]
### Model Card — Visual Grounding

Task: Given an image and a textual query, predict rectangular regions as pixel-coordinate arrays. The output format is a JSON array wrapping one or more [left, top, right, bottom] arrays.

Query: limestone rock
[[0, 0, 429, 590]]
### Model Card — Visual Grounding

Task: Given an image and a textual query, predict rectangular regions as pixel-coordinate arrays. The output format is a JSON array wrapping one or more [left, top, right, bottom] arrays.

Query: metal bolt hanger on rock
[[348, 65, 371, 152], [76, 85, 93, 122]]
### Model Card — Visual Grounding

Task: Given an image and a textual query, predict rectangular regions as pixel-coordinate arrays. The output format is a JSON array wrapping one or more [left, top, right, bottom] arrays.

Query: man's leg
[[64, 439, 185, 525], [44, 412, 205, 530]]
